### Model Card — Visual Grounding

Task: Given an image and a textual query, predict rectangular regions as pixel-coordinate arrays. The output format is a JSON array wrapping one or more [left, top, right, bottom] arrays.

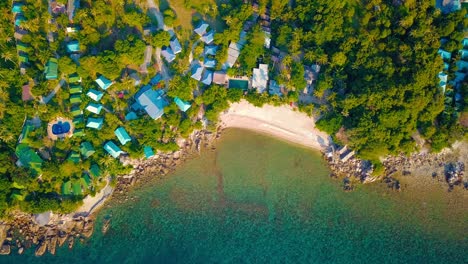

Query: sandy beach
[[220, 100, 331, 151]]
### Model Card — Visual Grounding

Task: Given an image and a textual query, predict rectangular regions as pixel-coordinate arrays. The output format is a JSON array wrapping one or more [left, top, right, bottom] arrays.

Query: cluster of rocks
[[324, 146, 374, 191], [0, 214, 94, 256], [383, 151, 467, 191]]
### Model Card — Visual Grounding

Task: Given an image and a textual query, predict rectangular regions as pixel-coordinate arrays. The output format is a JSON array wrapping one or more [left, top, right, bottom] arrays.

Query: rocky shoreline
[[0, 128, 466, 257], [0, 129, 220, 257]]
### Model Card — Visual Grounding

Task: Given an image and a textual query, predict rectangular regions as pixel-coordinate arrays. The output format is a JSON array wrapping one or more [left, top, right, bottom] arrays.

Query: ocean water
[[3, 129, 467, 263]]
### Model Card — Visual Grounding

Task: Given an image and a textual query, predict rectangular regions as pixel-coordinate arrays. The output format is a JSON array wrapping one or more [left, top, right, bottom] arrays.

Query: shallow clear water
[[3, 129, 467, 263]]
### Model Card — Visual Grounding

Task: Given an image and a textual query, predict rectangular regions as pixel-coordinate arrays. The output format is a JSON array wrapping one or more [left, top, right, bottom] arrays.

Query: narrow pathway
[[40, 78, 66, 104]]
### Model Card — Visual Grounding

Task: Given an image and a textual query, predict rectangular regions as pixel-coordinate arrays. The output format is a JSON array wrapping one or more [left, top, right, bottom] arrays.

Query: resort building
[[133, 85, 168, 120], [12, 2, 23, 13], [69, 73, 81, 83], [69, 84, 82, 94], [87, 89, 104, 102], [86, 117, 104, 130], [89, 164, 101, 178], [85, 103, 103, 115], [144, 146, 154, 159], [191, 64, 204, 81], [213, 71, 227, 85], [22, 84, 33, 101], [225, 31, 247, 68], [204, 58, 216, 68], [80, 142, 95, 159], [435, 0, 461, 13], [114, 127, 131, 145], [174, 97, 191, 112], [201, 31, 214, 44], [269, 80, 283, 96], [194, 22, 209, 36], [149, 74, 162, 86], [45, 58, 58, 80], [125, 111, 138, 121], [70, 94, 81, 104], [252, 64, 269, 93], [438, 49, 451, 61], [15, 144, 43, 176], [204, 45, 217, 56], [66, 40, 80, 53], [104, 141, 123, 159], [170, 37, 182, 54], [95, 75, 113, 90], [201, 70, 213, 85], [161, 47, 176, 63]]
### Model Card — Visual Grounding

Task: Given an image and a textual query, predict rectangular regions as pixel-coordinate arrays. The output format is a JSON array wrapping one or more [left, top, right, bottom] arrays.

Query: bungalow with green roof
[[68, 151, 80, 164], [17, 42, 28, 53], [73, 116, 84, 126], [89, 164, 101, 178], [66, 40, 80, 53], [19, 123, 34, 143], [86, 117, 104, 130], [85, 103, 103, 115], [71, 105, 82, 116], [72, 181, 82, 195], [70, 94, 81, 104], [80, 141, 95, 158], [73, 128, 84, 137], [82, 174, 91, 189], [18, 53, 29, 64], [95, 75, 113, 90], [114, 127, 131, 145], [104, 141, 124, 158], [144, 146, 154, 159], [62, 181, 72, 195], [86, 89, 104, 101], [174, 97, 191, 112], [68, 73, 81, 83], [12, 2, 23, 13], [15, 144, 43, 176], [10, 190, 25, 201], [45, 58, 58, 80], [69, 84, 82, 94]]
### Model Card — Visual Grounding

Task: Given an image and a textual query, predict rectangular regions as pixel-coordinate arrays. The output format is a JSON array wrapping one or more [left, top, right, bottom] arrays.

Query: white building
[[252, 64, 269, 93]]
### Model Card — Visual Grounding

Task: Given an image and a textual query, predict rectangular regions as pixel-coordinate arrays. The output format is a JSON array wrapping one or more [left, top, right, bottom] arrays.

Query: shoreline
[[1, 101, 466, 256]]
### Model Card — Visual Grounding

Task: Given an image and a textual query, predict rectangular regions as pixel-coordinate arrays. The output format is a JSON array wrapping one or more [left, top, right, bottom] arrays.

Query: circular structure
[[52, 121, 71, 135], [48, 118, 74, 140]]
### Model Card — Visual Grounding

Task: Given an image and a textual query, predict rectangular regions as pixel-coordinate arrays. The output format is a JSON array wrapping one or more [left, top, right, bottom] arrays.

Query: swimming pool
[[52, 121, 71, 135], [228, 79, 249, 90]]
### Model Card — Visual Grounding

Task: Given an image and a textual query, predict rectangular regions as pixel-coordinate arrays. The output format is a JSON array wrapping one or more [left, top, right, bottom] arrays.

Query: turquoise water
[[3, 129, 468, 263]]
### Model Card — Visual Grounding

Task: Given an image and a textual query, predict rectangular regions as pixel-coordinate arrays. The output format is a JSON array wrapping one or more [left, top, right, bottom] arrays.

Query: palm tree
[[1, 51, 15, 63], [317, 54, 329, 65]]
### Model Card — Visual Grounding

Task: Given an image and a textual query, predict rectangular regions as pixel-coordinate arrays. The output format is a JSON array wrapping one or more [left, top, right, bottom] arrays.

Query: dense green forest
[[0, 0, 466, 216]]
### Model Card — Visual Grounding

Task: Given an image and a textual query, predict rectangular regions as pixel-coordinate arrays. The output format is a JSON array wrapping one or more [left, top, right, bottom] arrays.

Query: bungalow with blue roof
[[15, 15, 25, 27], [438, 49, 452, 61], [463, 38, 468, 49], [438, 72, 448, 93], [114, 127, 131, 145], [125, 111, 138, 121], [95, 75, 113, 90], [457, 60, 468, 71], [201, 31, 214, 44], [85, 103, 103, 115], [66, 40, 80, 53], [204, 58, 216, 68], [204, 45, 217, 56], [191, 64, 203, 81], [104, 141, 123, 159], [194, 22, 209, 36], [133, 86, 168, 120], [45, 58, 58, 80], [144, 146, 154, 159], [460, 49, 468, 60], [86, 89, 104, 101], [86, 117, 104, 130], [201, 70, 213, 85], [170, 38, 182, 54], [174, 97, 191, 112], [161, 47, 176, 63], [435, 0, 461, 13], [12, 2, 23, 13]]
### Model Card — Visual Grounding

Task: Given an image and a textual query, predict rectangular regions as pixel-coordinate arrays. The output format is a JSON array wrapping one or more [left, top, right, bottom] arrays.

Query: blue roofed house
[[66, 40, 80, 53], [174, 97, 191, 112], [134, 86, 168, 120], [149, 74, 162, 86], [170, 37, 182, 54], [85, 103, 103, 114], [201, 70, 213, 85], [104, 141, 123, 159], [435, 0, 461, 13], [161, 47, 176, 63], [125, 111, 138, 121], [86, 89, 104, 101], [463, 38, 468, 49], [204, 45, 217, 56], [86, 117, 104, 130], [95, 75, 113, 90], [194, 22, 209, 36], [201, 31, 214, 44], [12, 2, 23, 13], [144, 146, 154, 159], [438, 72, 448, 93], [15, 15, 25, 27], [114, 127, 131, 145], [204, 58, 216, 68], [438, 49, 452, 61], [191, 64, 204, 81], [460, 49, 468, 61], [457, 60, 468, 71]]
